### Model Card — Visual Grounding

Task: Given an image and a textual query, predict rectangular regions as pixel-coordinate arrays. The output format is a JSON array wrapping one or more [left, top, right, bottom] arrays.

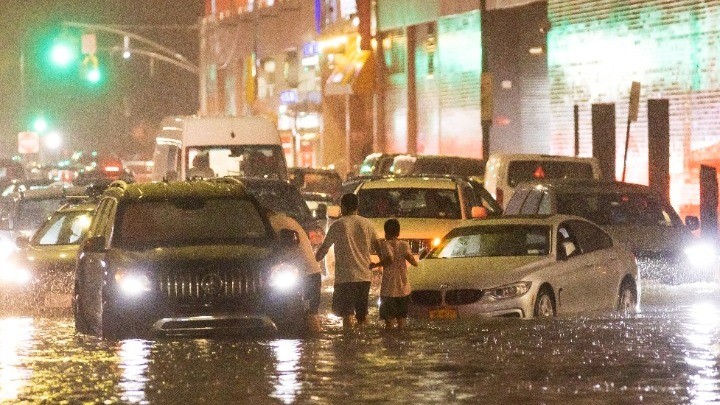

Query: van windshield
[[556, 192, 681, 227], [187, 145, 287, 180], [508, 161, 594, 186]]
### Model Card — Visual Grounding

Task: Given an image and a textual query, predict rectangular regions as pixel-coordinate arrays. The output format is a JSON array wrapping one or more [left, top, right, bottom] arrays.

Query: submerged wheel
[[533, 287, 556, 318], [617, 279, 638, 313]]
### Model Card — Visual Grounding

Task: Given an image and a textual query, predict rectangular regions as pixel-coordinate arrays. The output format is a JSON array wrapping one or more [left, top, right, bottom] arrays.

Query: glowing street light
[[44, 131, 63, 150]]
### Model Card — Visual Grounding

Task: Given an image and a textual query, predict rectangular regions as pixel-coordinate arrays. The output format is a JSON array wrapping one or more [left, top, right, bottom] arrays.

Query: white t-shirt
[[379, 239, 412, 297], [322, 214, 381, 283], [268, 212, 322, 276]]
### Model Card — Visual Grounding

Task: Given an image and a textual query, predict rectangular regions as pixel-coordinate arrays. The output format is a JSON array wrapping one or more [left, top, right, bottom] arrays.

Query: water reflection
[[269, 339, 302, 404], [0, 317, 34, 402], [118, 339, 151, 404], [684, 301, 720, 404]]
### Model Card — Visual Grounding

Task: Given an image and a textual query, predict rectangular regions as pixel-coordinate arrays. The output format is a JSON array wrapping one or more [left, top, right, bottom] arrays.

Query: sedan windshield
[[113, 198, 269, 248], [358, 188, 461, 219], [431, 225, 551, 258]]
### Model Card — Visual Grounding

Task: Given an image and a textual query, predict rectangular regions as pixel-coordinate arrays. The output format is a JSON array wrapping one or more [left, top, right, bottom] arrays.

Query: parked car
[[73, 179, 313, 338], [72, 155, 135, 187], [288, 167, 343, 202], [484, 153, 602, 208], [347, 176, 493, 256], [408, 215, 639, 319], [0, 185, 87, 260], [389, 154, 485, 180], [503, 179, 710, 284], [1, 198, 96, 311]]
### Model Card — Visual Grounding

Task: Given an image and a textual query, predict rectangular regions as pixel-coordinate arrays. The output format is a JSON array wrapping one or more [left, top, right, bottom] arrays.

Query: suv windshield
[[556, 192, 681, 227], [113, 198, 269, 248], [431, 225, 551, 258], [358, 188, 461, 219], [33, 210, 93, 245]]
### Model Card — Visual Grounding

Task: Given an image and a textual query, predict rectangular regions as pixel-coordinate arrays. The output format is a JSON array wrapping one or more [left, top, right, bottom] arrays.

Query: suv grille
[[402, 239, 431, 255], [159, 268, 260, 302]]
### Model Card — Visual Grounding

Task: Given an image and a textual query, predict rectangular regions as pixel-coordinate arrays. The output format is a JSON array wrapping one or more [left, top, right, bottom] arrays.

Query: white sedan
[[408, 214, 639, 319]]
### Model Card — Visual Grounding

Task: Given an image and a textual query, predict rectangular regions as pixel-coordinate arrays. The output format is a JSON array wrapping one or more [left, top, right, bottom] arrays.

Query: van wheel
[[533, 287, 556, 318]]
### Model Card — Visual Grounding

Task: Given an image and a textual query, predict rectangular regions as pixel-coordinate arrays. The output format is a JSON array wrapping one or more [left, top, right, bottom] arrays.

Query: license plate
[[429, 308, 458, 320]]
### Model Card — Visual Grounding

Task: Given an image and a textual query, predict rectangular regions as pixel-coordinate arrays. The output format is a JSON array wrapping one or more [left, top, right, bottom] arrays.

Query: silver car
[[409, 215, 639, 319]]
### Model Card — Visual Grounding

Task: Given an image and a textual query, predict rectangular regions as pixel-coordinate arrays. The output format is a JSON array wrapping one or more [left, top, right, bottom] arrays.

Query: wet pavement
[[1, 282, 719, 404]]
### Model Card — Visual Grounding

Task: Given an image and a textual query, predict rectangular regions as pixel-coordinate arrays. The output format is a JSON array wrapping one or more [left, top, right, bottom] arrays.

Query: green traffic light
[[50, 42, 78, 68], [86, 67, 101, 83], [32, 117, 48, 133]]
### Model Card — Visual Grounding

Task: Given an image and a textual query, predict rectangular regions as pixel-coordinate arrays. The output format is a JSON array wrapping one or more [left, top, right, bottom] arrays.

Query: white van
[[151, 115, 287, 182], [484, 153, 601, 208]]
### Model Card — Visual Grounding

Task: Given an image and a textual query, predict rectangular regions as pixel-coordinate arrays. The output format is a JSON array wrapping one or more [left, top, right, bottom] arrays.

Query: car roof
[[514, 179, 654, 194], [11, 185, 88, 200], [234, 177, 294, 189], [450, 214, 590, 231], [488, 153, 598, 162], [102, 179, 250, 201], [359, 176, 460, 190], [288, 167, 339, 175]]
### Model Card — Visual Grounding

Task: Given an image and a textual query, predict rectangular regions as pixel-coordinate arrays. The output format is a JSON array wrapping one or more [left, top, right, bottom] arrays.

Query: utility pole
[[480, 0, 493, 161]]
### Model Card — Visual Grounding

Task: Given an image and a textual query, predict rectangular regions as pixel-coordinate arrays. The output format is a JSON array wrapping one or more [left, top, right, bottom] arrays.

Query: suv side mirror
[[15, 235, 30, 249], [278, 229, 300, 247], [82, 235, 107, 253], [685, 215, 700, 232], [327, 205, 341, 219]]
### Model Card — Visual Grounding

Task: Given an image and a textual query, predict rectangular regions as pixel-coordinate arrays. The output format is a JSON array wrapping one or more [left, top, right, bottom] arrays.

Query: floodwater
[[1, 283, 719, 404]]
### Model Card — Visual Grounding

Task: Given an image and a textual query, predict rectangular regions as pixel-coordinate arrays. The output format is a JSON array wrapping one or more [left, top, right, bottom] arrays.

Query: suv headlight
[[684, 241, 717, 268], [0, 263, 32, 285], [115, 270, 152, 296], [484, 281, 532, 300], [269, 263, 300, 291]]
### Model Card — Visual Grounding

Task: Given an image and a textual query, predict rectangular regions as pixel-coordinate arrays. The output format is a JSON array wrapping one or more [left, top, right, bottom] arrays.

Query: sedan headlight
[[114, 270, 152, 296], [684, 241, 717, 268], [0, 263, 32, 285], [484, 281, 532, 300], [269, 263, 300, 291], [0, 236, 16, 260]]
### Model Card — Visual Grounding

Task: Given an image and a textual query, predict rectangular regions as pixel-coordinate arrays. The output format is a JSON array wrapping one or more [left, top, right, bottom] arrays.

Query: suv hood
[[602, 225, 692, 253], [107, 244, 274, 266], [410, 256, 552, 290], [368, 218, 471, 241]]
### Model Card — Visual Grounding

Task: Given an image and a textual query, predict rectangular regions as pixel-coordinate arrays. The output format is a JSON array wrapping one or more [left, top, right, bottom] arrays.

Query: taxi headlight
[[0, 236, 16, 259], [269, 263, 300, 291], [484, 281, 532, 300], [684, 241, 717, 268], [0, 263, 32, 285], [114, 270, 151, 296]]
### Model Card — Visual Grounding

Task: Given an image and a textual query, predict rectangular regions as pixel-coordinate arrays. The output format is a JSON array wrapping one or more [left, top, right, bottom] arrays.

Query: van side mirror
[[278, 229, 300, 247], [471, 206, 489, 219], [82, 235, 107, 253], [327, 205, 341, 219], [685, 215, 700, 232]]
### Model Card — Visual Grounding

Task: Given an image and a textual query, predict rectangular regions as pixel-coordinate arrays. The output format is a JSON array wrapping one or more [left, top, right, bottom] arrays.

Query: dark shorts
[[379, 295, 410, 320], [332, 281, 372, 321], [303, 273, 322, 314]]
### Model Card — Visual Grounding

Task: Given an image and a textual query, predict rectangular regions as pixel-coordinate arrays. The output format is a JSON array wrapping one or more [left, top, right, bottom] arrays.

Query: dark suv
[[73, 179, 309, 338], [504, 179, 708, 284]]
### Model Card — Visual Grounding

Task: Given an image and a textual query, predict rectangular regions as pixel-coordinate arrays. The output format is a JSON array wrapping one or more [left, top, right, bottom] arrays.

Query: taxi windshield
[[358, 188, 461, 219]]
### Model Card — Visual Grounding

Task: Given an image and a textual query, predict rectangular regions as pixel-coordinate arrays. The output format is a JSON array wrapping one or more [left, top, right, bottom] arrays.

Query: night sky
[[0, 0, 203, 159]]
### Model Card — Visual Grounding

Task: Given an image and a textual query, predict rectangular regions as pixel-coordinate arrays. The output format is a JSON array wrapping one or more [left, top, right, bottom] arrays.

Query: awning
[[324, 50, 375, 96]]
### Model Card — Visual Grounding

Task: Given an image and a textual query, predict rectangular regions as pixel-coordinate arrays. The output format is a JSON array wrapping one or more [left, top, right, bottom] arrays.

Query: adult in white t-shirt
[[315, 193, 388, 330]]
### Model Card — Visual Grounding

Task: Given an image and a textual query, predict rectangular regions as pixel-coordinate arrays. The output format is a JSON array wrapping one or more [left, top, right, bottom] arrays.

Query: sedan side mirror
[[82, 235, 107, 253], [327, 205, 341, 219], [278, 229, 300, 247], [685, 215, 700, 232], [471, 206, 489, 219]]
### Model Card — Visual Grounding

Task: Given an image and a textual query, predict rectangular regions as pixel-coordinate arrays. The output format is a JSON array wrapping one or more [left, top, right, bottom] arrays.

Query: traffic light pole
[[61, 21, 198, 75]]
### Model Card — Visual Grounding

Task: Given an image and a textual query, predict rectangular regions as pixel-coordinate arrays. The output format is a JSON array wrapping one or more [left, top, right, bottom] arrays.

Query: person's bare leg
[[342, 315, 354, 330]]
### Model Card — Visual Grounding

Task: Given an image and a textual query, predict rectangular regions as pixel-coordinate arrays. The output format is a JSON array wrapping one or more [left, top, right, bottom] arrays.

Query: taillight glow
[[104, 166, 121, 172]]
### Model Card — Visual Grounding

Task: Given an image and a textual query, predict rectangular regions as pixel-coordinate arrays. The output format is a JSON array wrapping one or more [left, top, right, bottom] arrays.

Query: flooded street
[[1, 282, 719, 404]]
